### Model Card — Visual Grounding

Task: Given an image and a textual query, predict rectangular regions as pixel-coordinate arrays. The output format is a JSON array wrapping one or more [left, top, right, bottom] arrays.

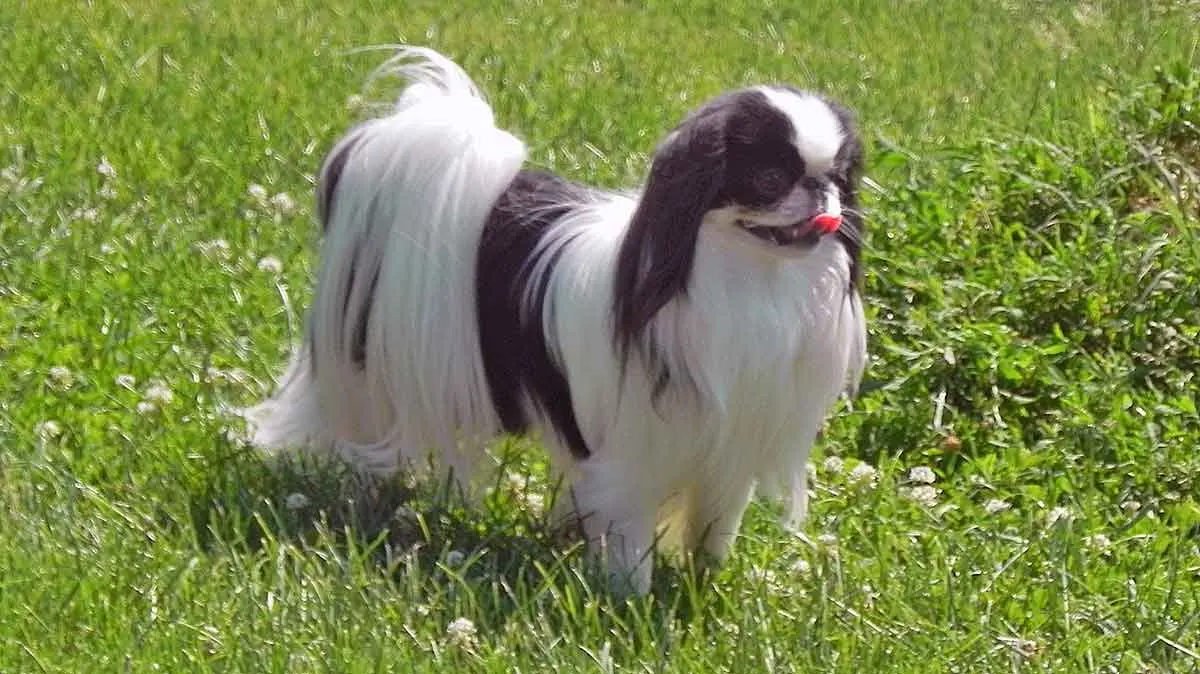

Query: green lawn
[[2, 1, 1199, 672]]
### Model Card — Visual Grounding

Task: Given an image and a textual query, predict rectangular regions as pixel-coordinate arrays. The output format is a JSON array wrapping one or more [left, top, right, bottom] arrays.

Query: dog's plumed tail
[[245, 47, 526, 477]]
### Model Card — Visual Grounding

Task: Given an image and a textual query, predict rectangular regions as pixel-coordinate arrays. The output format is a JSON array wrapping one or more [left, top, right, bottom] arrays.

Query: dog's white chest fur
[[538, 197, 864, 574]]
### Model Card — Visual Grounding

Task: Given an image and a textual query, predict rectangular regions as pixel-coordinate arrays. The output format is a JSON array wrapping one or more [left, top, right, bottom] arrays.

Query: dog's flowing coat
[[247, 47, 868, 594]]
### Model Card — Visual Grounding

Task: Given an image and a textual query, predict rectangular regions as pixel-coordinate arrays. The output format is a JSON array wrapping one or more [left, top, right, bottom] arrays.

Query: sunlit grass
[[2, 1, 1198, 672]]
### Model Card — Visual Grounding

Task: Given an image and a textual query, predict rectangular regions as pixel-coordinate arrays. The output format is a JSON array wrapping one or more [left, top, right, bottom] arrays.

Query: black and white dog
[[247, 47, 868, 594]]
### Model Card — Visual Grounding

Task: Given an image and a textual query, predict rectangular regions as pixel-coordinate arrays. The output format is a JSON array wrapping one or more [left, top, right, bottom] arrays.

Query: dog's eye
[[752, 169, 791, 202]]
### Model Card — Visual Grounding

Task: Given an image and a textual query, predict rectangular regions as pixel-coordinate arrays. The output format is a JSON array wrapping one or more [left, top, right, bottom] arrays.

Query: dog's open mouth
[[736, 213, 842, 247], [737, 221, 820, 247]]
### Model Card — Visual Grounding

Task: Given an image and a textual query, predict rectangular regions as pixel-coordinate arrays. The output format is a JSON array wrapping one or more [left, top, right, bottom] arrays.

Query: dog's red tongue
[[812, 213, 842, 234]]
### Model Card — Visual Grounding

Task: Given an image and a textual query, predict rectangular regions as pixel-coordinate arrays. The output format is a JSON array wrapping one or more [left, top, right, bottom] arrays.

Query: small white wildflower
[[269, 192, 297, 215], [908, 466, 937, 484], [998, 636, 1041, 660], [1085, 533, 1112, 554], [98, 184, 117, 200], [284, 493, 310, 510], [445, 617, 477, 647], [903, 485, 940, 507], [115, 374, 137, 389], [97, 157, 116, 179], [47, 366, 74, 388], [143, 383, 174, 406], [789, 558, 811, 576], [522, 491, 545, 515], [983, 498, 1012, 515], [822, 456, 845, 475], [847, 462, 878, 488], [247, 183, 269, 202], [817, 533, 838, 548], [73, 207, 99, 222], [257, 256, 283, 274], [35, 420, 63, 439], [1045, 506, 1073, 526], [99, 242, 116, 255], [136, 401, 158, 414], [445, 549, 465, 567], [195, 239, 231, 259]]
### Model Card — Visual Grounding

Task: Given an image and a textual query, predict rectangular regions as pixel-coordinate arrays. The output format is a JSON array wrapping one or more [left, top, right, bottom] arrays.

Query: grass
[[2, 0, 1199, 671]]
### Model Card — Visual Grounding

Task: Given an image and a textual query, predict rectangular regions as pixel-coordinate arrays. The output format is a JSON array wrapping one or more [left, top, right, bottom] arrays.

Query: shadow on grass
[[186, 436, 715, 635]]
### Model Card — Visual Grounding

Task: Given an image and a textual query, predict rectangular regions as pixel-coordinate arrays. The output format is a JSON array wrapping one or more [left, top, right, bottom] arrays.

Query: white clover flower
[[1085, 533, 1112, 554], [97, 157, 116, 179], [143, 383, 174, 406], [822, 456, 844, 475], [1045, 506, 1073, 526], [270, 192, 297, 215], [257, 256, 283, 274], [284, 493, 310, 510], [789, 558, 811, 576], [35, 420, 63, 439], [902, 485, 940, 507], [247, 183, 269, 202], [115, 374, 137, 389], [99, 242, 116, 255], [445, 617, 477, 647], [445, 550, 465, 567], [817, 533, 838, 548], [847, 462, 878, 488], [136, 401, 158, 415], [522, 491, 545, 515], [98, 184, 117, 200], [47, 366, 74, 388], [983, 498, 1012, 515], [908, 466, 937, 484]]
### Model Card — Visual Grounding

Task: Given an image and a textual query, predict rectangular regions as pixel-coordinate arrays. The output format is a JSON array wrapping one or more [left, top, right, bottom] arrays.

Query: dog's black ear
[[613, 105, 727, 361], [316, 128, 365, 231]]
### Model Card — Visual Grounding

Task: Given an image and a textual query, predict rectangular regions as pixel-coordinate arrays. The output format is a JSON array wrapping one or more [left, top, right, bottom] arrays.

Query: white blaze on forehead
[[757, 87, 844, 175]]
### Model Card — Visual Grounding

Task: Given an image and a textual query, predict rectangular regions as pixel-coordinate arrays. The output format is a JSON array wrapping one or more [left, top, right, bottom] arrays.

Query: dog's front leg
[[570, 479, 655, 596], [686, 479, 756, 570]]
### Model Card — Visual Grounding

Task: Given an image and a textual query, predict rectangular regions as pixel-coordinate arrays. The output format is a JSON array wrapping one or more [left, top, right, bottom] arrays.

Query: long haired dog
[[248, 47, 868, 594]]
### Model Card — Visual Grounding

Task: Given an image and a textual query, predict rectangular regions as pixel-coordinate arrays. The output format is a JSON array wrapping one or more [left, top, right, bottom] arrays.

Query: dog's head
[[614, 87, 865, 347]]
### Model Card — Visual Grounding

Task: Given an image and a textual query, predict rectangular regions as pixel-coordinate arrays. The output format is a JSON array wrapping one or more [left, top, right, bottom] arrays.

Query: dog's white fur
[[247, 47, 867, 594]]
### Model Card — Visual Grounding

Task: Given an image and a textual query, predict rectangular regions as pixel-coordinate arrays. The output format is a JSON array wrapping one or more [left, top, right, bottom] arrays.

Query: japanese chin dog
[[246, 46, 867, 595]]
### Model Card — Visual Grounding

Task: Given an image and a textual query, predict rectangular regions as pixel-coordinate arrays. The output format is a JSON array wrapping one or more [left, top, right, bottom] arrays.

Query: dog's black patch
[[316, 129, 364, 231], [477, 170, 592, 460], [825, 100, 866, 292]]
